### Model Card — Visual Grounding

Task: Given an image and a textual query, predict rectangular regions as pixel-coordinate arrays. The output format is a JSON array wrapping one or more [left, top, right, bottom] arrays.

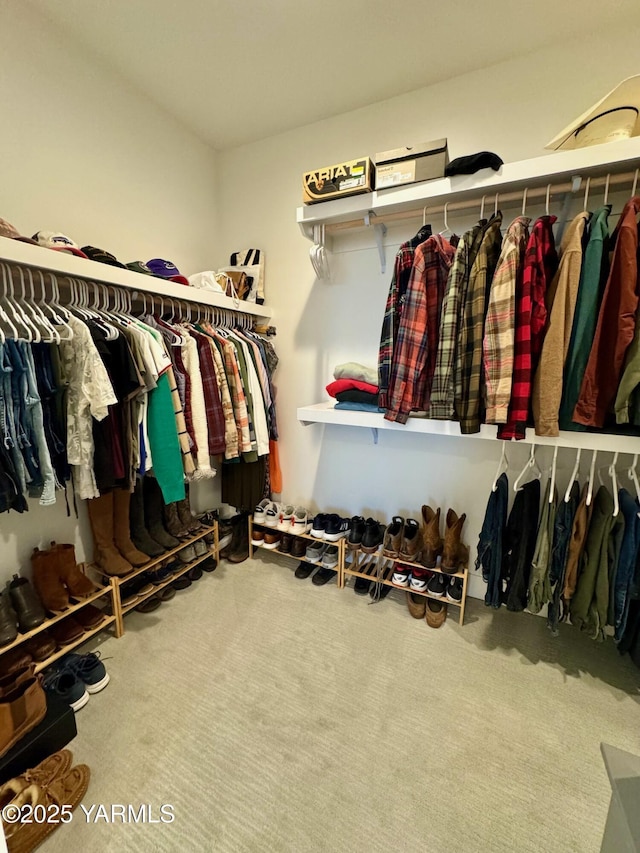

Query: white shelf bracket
[[365, 210, 387, 274]]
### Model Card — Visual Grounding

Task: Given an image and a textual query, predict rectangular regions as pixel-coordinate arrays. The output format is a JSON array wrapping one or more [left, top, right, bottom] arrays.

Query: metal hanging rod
[[324, 168, 640, 235]]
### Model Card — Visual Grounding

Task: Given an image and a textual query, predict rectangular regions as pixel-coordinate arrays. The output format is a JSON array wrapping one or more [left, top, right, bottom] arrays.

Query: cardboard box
[[303, 157, 373, 204], [375, 139, 449, 189]]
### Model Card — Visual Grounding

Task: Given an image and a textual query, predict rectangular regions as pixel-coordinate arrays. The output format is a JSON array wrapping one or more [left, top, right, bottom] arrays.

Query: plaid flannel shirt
[[385, 235, 455, 424], [456, 214, 503, 434], [529, 216, 558, 371], [430, 223, 485, 419], [483, 216, 530, 424], [192, 330, 227, 455], [378, 225, 432, 408]]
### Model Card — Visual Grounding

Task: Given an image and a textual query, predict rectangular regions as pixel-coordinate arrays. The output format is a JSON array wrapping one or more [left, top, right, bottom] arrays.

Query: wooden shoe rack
[[0, 577, 120, 674], [248, 518, 345, 579], [0, 522, 219, 671], [343, 549, 469, 625]]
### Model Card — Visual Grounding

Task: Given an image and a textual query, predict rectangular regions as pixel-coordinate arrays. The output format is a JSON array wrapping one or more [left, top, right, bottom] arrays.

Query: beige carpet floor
[[38, 552, 639, 853]]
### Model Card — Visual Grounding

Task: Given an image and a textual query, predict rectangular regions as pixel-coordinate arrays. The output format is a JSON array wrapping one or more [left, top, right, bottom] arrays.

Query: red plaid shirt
[[385, 235, 455, 423], [499, 215, 557, 439]]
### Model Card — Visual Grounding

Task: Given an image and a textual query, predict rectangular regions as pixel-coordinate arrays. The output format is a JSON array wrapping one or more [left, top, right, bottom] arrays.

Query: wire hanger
[[422, 206, 429, 227], [564, 448, 581, 503], [513, 443, 542, 492], [494, 193, 499, 216], [439, 202, 452, 238], [480, 195, 486, 221], [491, 440, 508, 492], [548, 445, 559, 503], [586, 449, 598, 506]]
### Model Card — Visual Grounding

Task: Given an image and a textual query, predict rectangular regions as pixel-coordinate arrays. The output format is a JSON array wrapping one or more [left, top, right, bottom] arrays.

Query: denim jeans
[[614, 489, 640, 642], [477, 473, 508, 609], [547, 480, 579, 634]]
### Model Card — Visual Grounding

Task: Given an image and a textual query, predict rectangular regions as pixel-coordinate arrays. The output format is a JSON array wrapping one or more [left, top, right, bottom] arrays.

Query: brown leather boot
[[86, 493, 133, 577], [421, 506, 443, 568], [51, 542, 98, 597], [31, 547, 69, 612], [0, 676, 47, 758], [113, 489, 151, 567], [382, 516, 404, 558], [177, 491, 202, 533], [441, 509, 469, 574], [399, 518, 422, 563], [163, 502, 191, 539]]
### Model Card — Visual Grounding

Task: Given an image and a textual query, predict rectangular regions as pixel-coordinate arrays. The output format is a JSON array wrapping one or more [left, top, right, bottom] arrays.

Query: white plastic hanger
[[439, 202, 452, 239], [521, 187, 528, 217], [12, 267, 41, 343], [632, 168, 639, 198], [545, 184, 551, 216], [548, 445, 559, 503], [422, 206, 429, 227], [24, 269, 59, 344], [480, 195, 486, 220], [583, 176, 591, 212], [610, 452, 620, 517], [627, 454, 640, 518], [564, 448, 581, 503], [491, 440, 508, 492], [586, 449, 598, 506], [513, 443, 542, 492], [1, 264, 32, 341], [494, 193, 499, 216], [603, 173, 611, 206]]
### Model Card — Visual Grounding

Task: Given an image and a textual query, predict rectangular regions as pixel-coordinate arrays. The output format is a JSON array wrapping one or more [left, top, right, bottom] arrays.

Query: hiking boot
[[8, 575, 46, 632], [0, 590, 18, 647], [30, 546, 69, 612], [425, 599, 447, 628], [361, 518, 384, 554], [382, 516, 404, 558], [406, 592, 427, 619], [421, 506, 443, 568], [441, 510, 469, 574], [399, 518, 422, 563], [347, 516, 365, 550]]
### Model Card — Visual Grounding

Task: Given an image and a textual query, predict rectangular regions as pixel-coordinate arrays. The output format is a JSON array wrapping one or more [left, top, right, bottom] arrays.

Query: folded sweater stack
[[327, 363, 382, 412]]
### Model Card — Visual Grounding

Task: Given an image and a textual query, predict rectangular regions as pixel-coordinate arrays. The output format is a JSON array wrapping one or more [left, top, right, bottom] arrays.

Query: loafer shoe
[[74, 605, 106, 630], [187, 566, 203, 582], [305, 542, 326, 563], [426, 599, 447, 627], [291, 538, 307, 558], [49, 617, 85, 647], [158, 586, 176, 602]]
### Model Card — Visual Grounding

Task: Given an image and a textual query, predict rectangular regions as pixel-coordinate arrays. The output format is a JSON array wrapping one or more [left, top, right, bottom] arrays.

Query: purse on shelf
[[217, 270, 253, 301]]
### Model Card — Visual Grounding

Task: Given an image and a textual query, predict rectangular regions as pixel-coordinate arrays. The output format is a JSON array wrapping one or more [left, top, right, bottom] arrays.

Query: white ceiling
[[30, 0, 639, 150]]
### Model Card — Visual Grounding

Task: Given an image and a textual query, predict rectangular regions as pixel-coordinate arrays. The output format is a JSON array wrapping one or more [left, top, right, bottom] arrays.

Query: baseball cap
[[82, 246, 126, 268], [146, 258, 189, 286], [126, 261, 156, 276], [33, 231, 88, 258], [0, 218, 39, 245]]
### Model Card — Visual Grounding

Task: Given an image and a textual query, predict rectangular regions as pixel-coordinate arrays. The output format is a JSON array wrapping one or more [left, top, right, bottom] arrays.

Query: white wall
[[216, 24, 640, 599], [0, 3, 218, 578]]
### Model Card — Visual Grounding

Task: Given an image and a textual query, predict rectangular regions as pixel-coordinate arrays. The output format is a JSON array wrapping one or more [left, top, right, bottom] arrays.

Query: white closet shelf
[[297, 402, 640, 454], [297, 137, 640, 238], [0, 236, 272, 320]]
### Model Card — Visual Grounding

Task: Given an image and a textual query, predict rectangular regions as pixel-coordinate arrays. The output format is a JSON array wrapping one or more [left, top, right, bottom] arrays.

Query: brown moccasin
[[406, 592, 426, 619], [24, 631, 57, 663], [425, 598, 447, 628]]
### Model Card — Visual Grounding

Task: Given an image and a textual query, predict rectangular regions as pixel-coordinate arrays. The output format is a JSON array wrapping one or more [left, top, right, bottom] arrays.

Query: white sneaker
[[291, 507, 311, 535], [253, 499, 270, 525], [277, 504, 295, 532], [263, 502, 280, 528]]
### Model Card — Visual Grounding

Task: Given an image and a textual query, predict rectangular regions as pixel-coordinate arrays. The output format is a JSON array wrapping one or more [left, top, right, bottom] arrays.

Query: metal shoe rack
[[343, 549, 469, 625], [246, 517, 469, 624], [0, 522, 219, 672], [248, 517, 346, 580]]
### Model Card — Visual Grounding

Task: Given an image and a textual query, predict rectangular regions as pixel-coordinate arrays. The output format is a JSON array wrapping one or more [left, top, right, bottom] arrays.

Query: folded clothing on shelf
[[326, 378, 378, 397], [333, 362, 378, 386]]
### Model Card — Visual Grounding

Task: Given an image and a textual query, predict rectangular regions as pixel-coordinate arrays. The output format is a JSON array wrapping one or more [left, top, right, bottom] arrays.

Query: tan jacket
[[532, 212, 590, 436]]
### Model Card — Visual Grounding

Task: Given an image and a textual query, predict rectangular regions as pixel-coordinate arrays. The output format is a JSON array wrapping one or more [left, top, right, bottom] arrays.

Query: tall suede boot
[[421, 506, 443, 569], [441, 509, 469, 574], [86, 493, 133, 577], [113, 489, 151, 567], [130, 480, 165, 558], [31, 547, 69, 611], [143, 476, 181, 551], [163, 502, 191, 539], [51, 542, 97, 597], [177, 490, 202, 533]]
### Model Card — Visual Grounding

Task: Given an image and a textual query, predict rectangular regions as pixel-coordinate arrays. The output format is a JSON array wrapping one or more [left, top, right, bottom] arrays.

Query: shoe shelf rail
[[248, 518, 345, 583], [343, 550, 469, 625], [0, 574, 120, 671], [118, 549, 216, 621]]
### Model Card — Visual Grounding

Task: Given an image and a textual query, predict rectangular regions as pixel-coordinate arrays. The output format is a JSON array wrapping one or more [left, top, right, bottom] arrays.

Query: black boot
[[143, 476, 181, 550], [0, 590, 18, 647], [228, 514, 249, 564], [130, 479, 165, 558]]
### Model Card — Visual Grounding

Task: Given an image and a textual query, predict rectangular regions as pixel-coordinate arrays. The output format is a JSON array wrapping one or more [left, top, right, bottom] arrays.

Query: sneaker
[[324, 514, 350, 541], [392, 564, 411, 588], [60, 652, 110, 694], [409, 567, 430, 593], [321, 545, 339, 569], [347, 516, 365, 550], [427, 573, 447, 598], [262, 531, 281, 550], [312, 566, 337, 586], [361, 518, 384, 553], [251, 528, 265, 546], [291, 507, 311, 535], [446, 577, 463, 604], [294, 561, 315, 579], [291, 538, 307, 558], [310, 513, 329, 538], [277, 505, 295, 532], [277, 533, 293, 554], [263, 502, 281, 528], [193, 539, 208, 557], [253, 499, 270, 525], [42, 667, 89, 712], [305, 541, 326, 563], [178, 544, 197, 564]]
